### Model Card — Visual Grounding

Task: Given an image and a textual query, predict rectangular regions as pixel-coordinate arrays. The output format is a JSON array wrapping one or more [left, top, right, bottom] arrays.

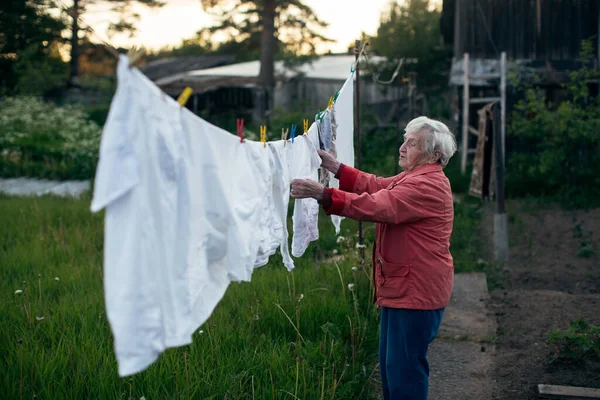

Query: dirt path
[[0, 178, 90, 197]]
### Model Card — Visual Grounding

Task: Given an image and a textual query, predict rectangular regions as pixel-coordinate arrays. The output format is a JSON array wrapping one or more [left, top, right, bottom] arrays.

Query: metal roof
[[155, 54, 387, 88]]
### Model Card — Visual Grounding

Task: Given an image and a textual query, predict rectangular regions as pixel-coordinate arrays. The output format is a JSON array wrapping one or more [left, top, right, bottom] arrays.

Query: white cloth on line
[[91, 55, 330, 377], [92, 55, 270, 376], [328, 74, 355, 234], [290, 124, 322, 258]]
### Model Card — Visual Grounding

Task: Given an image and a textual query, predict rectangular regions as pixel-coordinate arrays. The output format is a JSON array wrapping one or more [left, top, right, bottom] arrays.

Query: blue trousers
[[379, 306, 444, 400]]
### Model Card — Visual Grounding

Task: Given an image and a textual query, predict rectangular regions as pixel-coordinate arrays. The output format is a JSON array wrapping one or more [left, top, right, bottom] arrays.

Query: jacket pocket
[[376, 257, 411, 300]]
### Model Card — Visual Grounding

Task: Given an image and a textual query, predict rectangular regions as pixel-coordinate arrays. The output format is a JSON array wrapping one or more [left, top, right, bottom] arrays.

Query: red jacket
[[322, 163, 454, 310]]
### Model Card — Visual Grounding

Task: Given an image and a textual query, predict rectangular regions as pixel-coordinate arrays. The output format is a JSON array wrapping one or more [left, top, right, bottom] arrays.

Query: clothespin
[[177, 87, 193, 108], [290, 124, 297, 144], [303, 119, 308, 135], [127, 46, 145, 69], [281, 128, 289, 146], [237, 119, 244, 143], [327, 96, 334, 110], [260, 125, 267, 148], [333, 91, 340, 103]]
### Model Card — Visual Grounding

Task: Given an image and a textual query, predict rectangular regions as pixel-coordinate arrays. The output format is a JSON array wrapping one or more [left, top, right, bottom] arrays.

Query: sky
[[81, 0, 396, 54]]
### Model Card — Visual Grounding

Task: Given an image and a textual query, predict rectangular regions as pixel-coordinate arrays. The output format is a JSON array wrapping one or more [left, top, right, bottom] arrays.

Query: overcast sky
[[81, 0, 401, 53]]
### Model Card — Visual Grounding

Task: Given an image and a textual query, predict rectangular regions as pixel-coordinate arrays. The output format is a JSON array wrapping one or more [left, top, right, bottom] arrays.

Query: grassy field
[[0, 193, 482, 399]]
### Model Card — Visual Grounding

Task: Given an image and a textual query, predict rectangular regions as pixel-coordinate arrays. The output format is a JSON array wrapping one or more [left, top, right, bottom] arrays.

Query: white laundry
[[328, 74, 355, 234], [290, 125, 322, 258], [265, 140, 293, 269], [92, 55, 268, 377], [91, 54, 355, 378]]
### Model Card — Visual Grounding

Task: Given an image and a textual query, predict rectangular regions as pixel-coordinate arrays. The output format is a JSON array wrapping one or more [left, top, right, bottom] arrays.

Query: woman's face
[[399, 131, 427, 173]]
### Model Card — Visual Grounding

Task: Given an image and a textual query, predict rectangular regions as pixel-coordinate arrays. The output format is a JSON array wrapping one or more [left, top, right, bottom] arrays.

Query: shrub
[[508, 39, 600, 208], [547, 319, 600, 363], [0, 97, 101, 180]]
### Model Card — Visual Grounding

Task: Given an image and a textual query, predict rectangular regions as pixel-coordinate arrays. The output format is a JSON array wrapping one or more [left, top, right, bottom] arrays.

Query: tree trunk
[[68, 0, 80, 87], [256, 0, 277, 121]]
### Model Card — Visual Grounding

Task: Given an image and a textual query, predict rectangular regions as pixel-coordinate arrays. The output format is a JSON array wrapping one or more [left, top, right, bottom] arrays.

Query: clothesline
[[91, 55, 355, 377]]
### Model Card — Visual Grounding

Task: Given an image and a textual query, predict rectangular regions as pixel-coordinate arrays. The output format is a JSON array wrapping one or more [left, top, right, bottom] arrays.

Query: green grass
[[0, 192, 483, 399], [0, 195, 381, 399]]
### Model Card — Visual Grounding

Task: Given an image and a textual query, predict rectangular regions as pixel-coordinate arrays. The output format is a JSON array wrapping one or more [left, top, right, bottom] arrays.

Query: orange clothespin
[[327, 96, 334, 109], [260, 125, 267, 148], [303, 119, 308, 135], [237, 119, 244, 143], [177, 87, 193, 108], [282, 128, 289, 146]]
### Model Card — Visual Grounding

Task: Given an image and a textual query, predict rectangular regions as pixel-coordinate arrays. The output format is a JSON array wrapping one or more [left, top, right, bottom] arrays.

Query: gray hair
[[405, 116, 457, 167]]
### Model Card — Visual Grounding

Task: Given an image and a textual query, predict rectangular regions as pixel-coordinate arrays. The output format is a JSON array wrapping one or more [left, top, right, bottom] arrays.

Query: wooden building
[[440, 0, 600, 175]]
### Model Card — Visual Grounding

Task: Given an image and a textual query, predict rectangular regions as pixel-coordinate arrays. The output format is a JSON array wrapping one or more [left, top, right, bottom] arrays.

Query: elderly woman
[[291, 116, 457, 400]]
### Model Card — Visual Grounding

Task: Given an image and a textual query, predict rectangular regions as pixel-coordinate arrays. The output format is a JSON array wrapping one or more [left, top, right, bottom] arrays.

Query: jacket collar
[[405, 163, 443, 177]]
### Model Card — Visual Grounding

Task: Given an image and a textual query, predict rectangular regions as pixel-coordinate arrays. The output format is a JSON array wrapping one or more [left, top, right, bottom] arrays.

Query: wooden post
[[461, 53, 470, 174], [492, 102, 508, 263], [500, 52, 507, 167], [355, 39, 363, 247]]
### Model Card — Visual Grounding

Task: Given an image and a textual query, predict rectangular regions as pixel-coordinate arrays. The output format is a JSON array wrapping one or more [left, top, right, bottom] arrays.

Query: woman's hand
[[318, 149, 341, 175], [290, 179, 324, 201]]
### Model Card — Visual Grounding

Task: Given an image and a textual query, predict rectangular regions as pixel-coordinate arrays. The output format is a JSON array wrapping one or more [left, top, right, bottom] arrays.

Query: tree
[[57, 0, 164, 87], [370, 0, 450, 91], [199, 0, 331, 119], [0, 0, 67, 95]]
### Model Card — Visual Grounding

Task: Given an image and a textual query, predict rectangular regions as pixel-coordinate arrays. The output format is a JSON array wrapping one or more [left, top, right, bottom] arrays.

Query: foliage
[[369, 0, 451, 92], [12, 43, 68, 95], [86, 103, 112, 126], [0, 97, 101, 180], [198, 0, 332, 60], [547, 319, 600, 363], [0, 196, 381, 399], [0, 1, 67, 95], [508, 39, 600, 208]]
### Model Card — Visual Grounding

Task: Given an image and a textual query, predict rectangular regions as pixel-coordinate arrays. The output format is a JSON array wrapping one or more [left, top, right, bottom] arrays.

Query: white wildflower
[[347, 284, 355, 291], [199, 330, 204, 335], [332, 249, 339, 255], [351, 267, 358, 271], [298, 294, 304, 302], [15, 290, 23, 295], [336, 236, 346, 243], [54, 277, 60, 282], [355, 243, 367, 249]]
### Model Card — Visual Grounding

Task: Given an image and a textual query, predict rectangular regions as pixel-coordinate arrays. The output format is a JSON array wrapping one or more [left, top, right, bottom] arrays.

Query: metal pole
[[355, 40, 364, 248], [500, 52, 507, 167], [492, 102, 508, 262]]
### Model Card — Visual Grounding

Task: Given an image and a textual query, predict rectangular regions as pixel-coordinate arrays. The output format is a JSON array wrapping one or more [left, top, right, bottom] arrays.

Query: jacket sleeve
[[322, 180, 427, 224], [336, 164, 397, 195]]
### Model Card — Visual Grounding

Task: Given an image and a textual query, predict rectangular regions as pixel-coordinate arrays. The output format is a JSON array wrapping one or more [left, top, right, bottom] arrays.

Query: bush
[[547, 319, 600, 363], [0, 97, 101, 180], [508, 39, 600, 208], [86, 104, 111, 126]]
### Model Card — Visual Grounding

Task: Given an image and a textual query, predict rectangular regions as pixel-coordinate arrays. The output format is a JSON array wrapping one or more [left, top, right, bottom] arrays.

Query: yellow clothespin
[[177, 87, 193, 108], [127, 46, 145, 69], [282, 128, 289, 146], [303, 119, 308, 135], [327, 96, 334, 110], [260, 125, 267, 148]]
